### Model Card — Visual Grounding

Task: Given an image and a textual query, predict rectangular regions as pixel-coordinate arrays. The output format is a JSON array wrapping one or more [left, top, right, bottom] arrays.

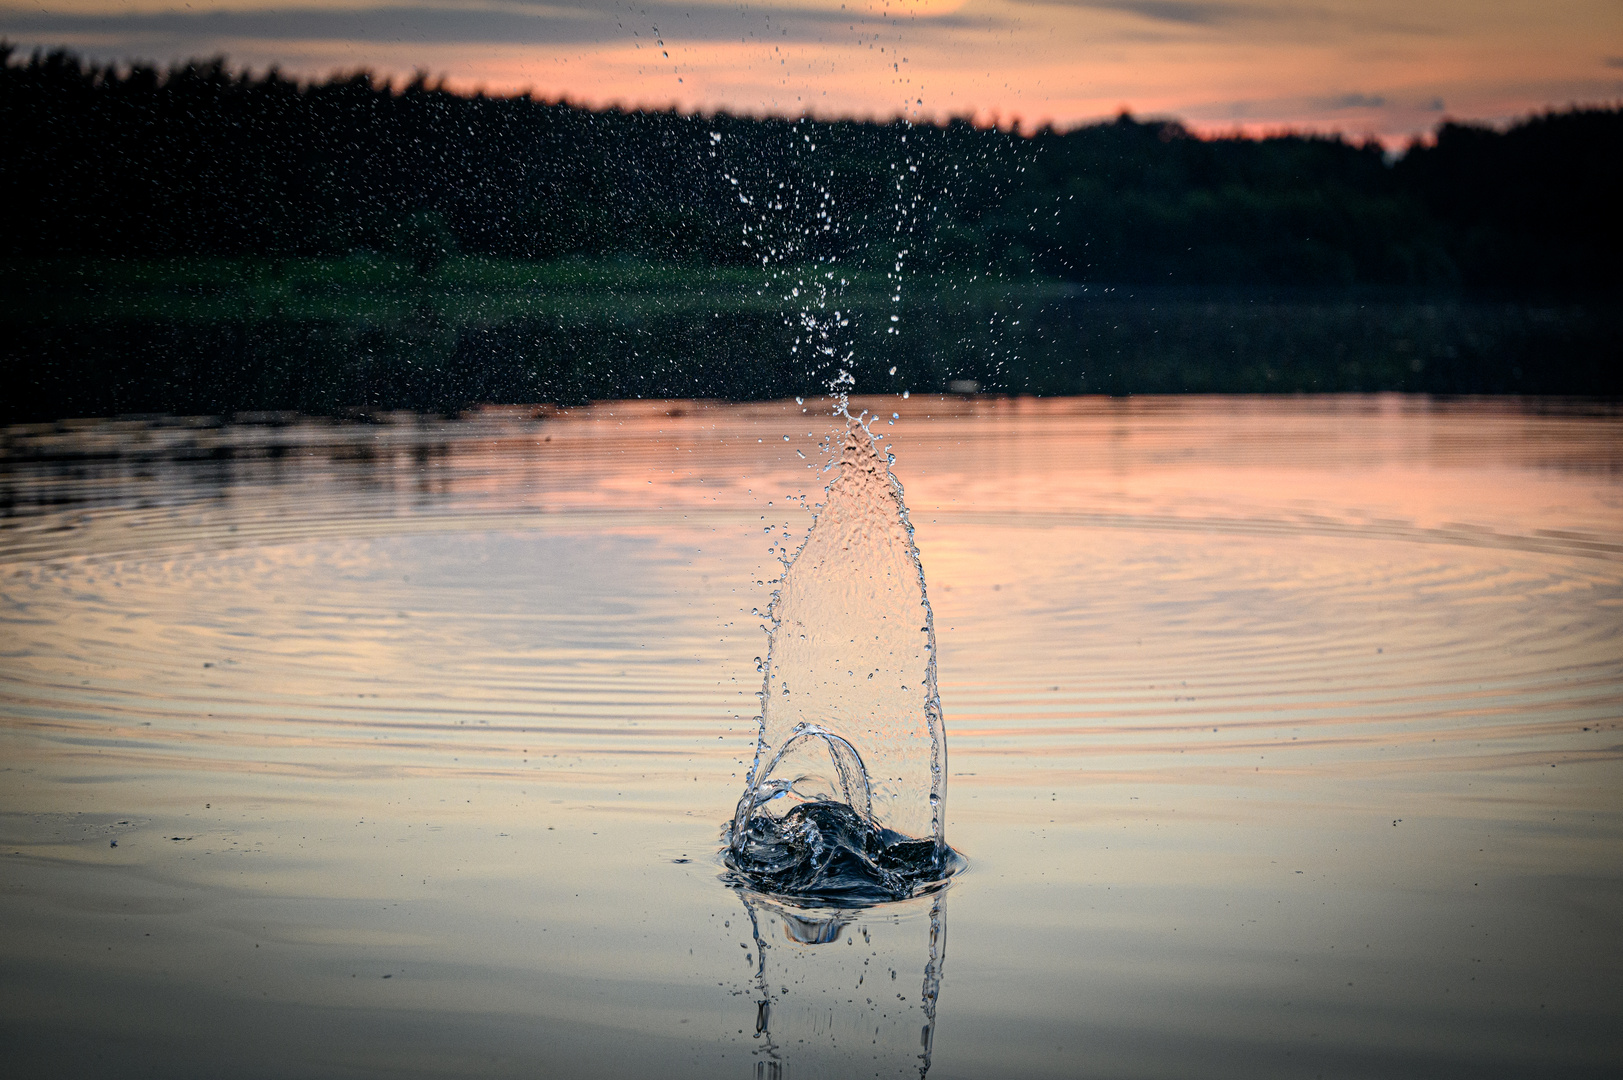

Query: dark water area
[[2, 396, 1620, 1078], [3, 267, 1617, 421]]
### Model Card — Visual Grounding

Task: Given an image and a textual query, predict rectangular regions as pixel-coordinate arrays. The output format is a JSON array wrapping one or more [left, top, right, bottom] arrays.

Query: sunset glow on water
[[2, 397, 1619, 1077]]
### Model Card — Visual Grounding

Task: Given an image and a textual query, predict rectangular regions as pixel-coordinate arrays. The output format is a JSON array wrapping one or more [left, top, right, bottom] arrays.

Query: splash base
[[723, 801, 964, 905]]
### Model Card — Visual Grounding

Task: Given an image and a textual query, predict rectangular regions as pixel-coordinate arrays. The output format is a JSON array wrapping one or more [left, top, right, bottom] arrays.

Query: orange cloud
[[2, 0, 1618, 136]]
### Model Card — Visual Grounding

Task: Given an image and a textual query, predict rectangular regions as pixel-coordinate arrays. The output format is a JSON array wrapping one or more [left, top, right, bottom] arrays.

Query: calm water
[[2, 395, 1620, 1079]]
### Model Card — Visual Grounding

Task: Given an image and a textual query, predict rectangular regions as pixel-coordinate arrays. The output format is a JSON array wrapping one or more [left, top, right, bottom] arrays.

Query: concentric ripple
[[1, 396, 1620, 1080], [1, 397, 1618, 793]]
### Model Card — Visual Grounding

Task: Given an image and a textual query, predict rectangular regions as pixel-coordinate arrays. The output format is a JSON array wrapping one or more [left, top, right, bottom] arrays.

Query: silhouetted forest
[[1, 46, 1619, 418]]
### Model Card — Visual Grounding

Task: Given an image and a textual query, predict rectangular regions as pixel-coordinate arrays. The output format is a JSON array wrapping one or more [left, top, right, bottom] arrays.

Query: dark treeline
[[4, 45, 1620, 290], [1, 46, 1619, 419], [0, 46, 1022, 276]]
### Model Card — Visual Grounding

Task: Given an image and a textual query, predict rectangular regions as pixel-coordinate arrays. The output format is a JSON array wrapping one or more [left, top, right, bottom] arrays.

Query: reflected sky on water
[[1, 395, 1620, 1078]]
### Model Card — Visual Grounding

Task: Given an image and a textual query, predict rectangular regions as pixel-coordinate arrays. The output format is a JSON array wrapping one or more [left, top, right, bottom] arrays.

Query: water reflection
[[1, 396, 1620, 1078], [737, 891, 947, 1079]]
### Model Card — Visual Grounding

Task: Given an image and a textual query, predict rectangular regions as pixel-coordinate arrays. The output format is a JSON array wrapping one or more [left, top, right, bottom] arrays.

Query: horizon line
[[6, 40, 1621, 146]]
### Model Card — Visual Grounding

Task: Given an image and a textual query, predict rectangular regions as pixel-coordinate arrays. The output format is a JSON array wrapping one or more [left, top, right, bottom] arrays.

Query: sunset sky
[[2, 0, 1619, 138]]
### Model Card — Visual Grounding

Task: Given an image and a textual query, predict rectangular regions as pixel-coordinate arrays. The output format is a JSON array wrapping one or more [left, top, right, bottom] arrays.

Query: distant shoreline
[[3, 256, 1616, 421], [3, 48, 1617, 419]]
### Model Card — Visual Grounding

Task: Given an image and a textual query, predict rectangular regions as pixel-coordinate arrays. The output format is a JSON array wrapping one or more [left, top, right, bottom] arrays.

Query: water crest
[[724, 418, 962, 903]]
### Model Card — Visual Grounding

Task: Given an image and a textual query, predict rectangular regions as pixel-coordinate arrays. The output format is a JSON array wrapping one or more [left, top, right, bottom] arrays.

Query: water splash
[[724, 416, 962, 903]]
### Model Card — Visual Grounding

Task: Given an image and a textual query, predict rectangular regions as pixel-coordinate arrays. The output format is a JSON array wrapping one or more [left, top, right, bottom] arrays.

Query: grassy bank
[[2, 256, 1617, 421]]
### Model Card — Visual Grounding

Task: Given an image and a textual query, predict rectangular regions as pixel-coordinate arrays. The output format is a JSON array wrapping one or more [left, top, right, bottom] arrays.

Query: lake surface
[[2, 395, 1620, 1079]]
